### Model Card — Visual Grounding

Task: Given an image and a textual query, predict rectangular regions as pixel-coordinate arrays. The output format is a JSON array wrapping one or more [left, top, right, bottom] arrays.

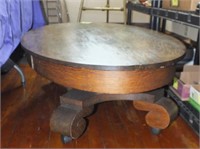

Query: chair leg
[[1, 58, 26, 87], [13, 64, 26, 87]]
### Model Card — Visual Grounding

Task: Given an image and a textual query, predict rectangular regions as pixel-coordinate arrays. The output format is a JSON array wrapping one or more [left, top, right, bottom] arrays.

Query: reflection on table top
[[21, 23, 186, 70]]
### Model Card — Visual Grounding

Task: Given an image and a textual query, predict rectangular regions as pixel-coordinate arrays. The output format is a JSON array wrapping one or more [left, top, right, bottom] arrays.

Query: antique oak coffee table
[[21, 23, 185, 143]]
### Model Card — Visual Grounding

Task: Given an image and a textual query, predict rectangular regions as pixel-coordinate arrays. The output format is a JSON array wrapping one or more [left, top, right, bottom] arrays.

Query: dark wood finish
[[1, 64, 200, 148], [31, 56, 176, 94], [50, 105, 94, 139], [133, 97, 178, 129], [60, 89, 155, 107], [20, 23, 187, 141], [50, 89, 155, 139], [21, 23, 186, 70]]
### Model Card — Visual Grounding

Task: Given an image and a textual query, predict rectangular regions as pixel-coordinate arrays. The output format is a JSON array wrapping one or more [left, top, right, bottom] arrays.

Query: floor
[[1, 63, 200, 148]]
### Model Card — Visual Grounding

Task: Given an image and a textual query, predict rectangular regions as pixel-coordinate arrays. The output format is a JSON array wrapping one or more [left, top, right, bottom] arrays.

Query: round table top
[[21, 23, 186, 70]]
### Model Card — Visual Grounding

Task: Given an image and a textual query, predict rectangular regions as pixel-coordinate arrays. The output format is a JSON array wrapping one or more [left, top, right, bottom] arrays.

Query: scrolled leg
[[50, 89, 157, 142], [133, 97, 178, 131], [50, 105, 94, 139]]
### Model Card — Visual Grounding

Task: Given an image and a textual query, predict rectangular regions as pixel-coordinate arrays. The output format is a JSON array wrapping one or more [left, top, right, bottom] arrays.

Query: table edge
[[22, 46, 186, 71]]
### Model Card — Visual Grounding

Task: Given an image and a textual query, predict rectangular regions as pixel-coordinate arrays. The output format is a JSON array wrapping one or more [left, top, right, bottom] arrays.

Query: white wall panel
[[66, 0, 150, 23], [166, 21, 198, 41]]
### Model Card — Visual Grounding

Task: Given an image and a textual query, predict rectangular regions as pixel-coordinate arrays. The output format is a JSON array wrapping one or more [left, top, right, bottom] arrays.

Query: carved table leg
[[133, 97, 178, 134], [50, 89, 155, 142], [50, 105, 94, 139], [50, 90, 96, 142]]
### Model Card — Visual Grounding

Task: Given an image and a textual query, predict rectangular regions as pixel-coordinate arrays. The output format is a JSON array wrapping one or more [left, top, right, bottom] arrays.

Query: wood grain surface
[[1, 65, 199, 148], [21, 23, 186, 70], [30, 56, 175, 94], [133, 97, 178, 129]]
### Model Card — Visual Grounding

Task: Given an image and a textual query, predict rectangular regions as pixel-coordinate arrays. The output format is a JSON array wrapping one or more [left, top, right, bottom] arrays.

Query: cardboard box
[[183, 65, 200, 72], [180, 72, 199, 85], [188, 97, 200, 112], [190, 85, 200, 105], [173, 77, 190, 100], [172, 65, 200, 100], [162, 0, 200, 11], [178, 80, 190, 99]]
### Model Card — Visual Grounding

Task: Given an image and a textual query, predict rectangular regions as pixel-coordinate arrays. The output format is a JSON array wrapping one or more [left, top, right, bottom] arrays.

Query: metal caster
[[61, 135, 72, 144], [13, 64, 26, 87], [151, 128, 161, 135], [22, 81, 26, 87]]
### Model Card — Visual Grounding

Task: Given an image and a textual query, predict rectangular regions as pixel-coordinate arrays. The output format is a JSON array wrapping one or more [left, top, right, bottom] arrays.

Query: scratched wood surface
[[1, 64, 199, 148], [21, 23, 186, 70]]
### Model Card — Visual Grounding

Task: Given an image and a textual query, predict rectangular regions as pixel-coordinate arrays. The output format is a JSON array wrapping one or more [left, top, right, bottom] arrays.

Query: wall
[[42, 0, 198, 41], [65, 0, 150, 23], [165, 21, 198, 41]]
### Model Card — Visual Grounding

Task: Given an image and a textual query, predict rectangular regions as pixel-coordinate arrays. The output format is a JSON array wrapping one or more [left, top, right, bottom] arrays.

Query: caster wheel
[[151, 128, 161, 135], [61, 135, 72, 144]]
